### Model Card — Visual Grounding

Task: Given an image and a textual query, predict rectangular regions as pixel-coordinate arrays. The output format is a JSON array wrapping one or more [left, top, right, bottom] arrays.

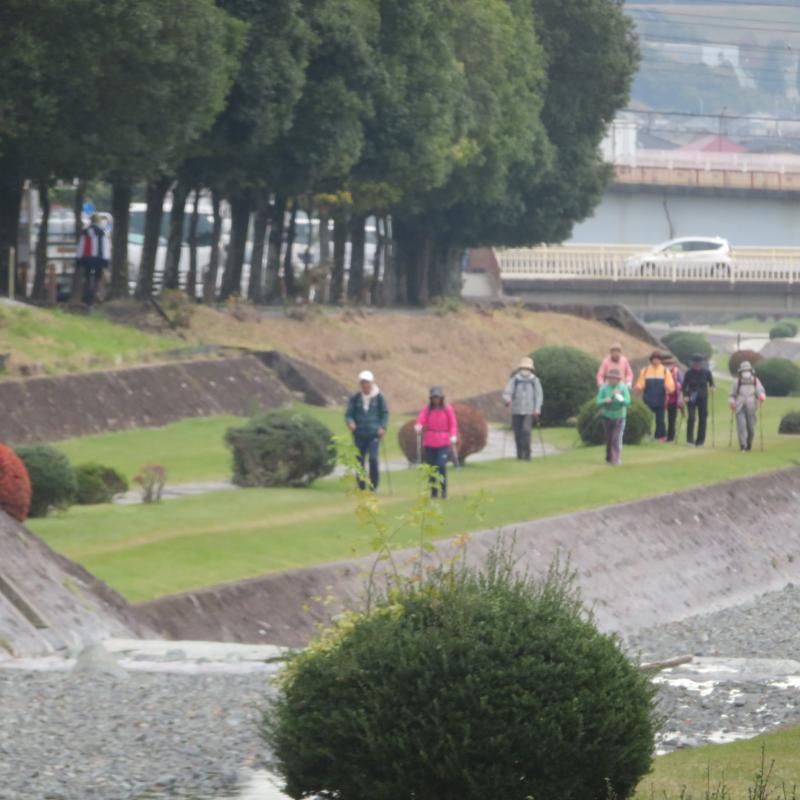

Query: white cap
[[358, 370, 374, 382]]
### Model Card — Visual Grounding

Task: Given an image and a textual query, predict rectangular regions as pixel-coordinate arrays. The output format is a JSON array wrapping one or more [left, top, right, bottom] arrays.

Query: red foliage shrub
[[398, 402, 489, 464], [0, 443, 32, 521], [728, 349, 764, 376]]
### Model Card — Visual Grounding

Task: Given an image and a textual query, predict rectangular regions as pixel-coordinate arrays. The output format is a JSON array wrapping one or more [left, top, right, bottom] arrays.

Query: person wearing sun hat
[[728, 360, 765, 452], [635, 351, 675, 442], [502, 356, 544, 460], [345, 369, 389, 491], [596, 342, 633, 388], [596, 365, 631, 465]]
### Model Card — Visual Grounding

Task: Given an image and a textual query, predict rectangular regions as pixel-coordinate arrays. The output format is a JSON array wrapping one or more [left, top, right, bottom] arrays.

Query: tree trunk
[[31, 180, 52, 301], [393, 215, 432, 307], [163, 176, 190, 291], [370, 215, 386, 305], [219, 190, 250, 300], [382, 216, 402, 305], [319, 209, 331, 266], [69, 179, 86, 303], [283, 200, 298, 297], [186, 189, 200, 300], [329, 210, 348, 305], [109, 181, 132, 299], [248, 195, 270, 304], [135, 176, 171, 300], [427, 239, 463, 301], [0, 177, 22, 297], [265, 193, 287, 303], [203, 189, 223, 303], [347, 213, 367, 303]]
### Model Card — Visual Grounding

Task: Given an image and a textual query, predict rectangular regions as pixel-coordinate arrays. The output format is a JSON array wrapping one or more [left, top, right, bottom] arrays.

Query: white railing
[[498, 245, 800, 284]]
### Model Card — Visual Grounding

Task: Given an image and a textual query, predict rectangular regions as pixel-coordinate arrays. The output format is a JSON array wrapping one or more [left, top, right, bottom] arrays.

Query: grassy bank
[[636, 727, 800, 798], [29, 385, 800, 602]]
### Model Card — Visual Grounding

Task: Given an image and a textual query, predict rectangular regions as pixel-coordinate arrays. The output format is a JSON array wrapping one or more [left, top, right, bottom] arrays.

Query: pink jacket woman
[[415, 403, 458, 449]]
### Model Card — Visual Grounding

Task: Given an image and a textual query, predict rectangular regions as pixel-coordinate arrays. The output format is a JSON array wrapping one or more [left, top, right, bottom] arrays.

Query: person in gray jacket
[[728, 361, 766, 452], [502, 356, 544, 460]]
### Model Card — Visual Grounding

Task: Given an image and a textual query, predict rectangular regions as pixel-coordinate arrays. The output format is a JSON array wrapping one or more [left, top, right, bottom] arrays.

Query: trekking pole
[[710, 392, 716, 448], [450, 440, 461, 471], [381, 437, 393, 495], [728, 409, 735, 449], [675, 408, 684, 444], [535, 416, 546, 458], [502, 412, 510, 459], [415, 430, 422, 467], [759, 403, 765, 452]]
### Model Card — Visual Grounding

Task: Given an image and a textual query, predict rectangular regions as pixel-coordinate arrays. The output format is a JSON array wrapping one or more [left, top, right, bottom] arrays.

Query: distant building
[[678, 135, 748, 154]]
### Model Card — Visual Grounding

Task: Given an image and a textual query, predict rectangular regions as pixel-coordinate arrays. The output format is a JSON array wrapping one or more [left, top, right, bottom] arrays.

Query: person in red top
[[414, 385, 458, 499], [662, 353, 684, 443], [76, 213, 111, 305]]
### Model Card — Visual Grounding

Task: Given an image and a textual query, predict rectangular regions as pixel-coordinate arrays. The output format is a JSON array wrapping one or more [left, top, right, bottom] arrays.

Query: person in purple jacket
[[414, 386, 458, 499]]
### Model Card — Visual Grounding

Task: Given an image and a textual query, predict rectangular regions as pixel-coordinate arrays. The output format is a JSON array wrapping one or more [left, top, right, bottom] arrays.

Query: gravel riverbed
[[5, 585, 800, 799]]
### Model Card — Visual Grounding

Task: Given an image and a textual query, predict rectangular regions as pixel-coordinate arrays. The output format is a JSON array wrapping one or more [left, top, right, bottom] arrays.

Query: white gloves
[[414, 424, 423, 433], [450, 435, 458, 444]]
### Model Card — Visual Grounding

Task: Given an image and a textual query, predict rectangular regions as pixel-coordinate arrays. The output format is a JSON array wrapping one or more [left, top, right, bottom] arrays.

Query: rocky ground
[[5, 585, 800, 799]]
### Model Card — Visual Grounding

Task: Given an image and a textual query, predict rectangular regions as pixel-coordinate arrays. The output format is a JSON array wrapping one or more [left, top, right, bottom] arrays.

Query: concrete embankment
[[135, 466, 800, 647]]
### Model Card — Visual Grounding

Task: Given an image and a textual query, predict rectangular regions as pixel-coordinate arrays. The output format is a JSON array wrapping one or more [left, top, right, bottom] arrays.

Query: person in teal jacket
[[596, 366, 631, 466], [345, 370, 389, 491]]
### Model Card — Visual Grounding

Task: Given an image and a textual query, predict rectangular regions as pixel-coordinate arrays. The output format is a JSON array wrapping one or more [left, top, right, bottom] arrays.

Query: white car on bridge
[[626, 236, 734, 277]]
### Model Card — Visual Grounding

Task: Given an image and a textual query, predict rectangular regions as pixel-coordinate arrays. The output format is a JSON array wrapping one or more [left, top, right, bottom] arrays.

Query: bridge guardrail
[[498, 246, 800, 284]]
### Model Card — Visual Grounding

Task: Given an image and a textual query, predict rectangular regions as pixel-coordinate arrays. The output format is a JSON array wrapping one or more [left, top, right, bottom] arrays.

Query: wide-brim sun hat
[[429, 385, 445, 398], [610, 342, 623, 352], [358, 370, 374, 382], [650, 350, 662, 360], [738, 361, 752, 372], [519, 356, 534, 370]]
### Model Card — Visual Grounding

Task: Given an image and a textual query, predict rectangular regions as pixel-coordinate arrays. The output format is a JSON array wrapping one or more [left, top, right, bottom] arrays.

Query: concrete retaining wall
[[0, 356, 293, 444], [135, 467, 800, 647], [0, 512, 150, 659]]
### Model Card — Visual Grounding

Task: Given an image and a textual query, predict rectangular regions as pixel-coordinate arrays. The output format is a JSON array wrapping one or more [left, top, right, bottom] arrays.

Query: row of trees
[[1, 0, 638, 306]]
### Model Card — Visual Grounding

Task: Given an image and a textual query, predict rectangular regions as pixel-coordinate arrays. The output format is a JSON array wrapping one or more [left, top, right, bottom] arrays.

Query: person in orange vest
[[635, 351, 675, 442]]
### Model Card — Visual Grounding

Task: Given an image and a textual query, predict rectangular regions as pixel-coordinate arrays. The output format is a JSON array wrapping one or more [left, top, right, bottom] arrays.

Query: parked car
[[626, 237, 734, 277]]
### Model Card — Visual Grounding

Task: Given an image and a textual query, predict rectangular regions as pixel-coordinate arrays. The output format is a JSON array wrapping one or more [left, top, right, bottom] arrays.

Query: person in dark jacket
[[682, 353, 715, 447], [345, 370, 389, 491], [76, 213, 110, 305], [635, 352, 675, 442]]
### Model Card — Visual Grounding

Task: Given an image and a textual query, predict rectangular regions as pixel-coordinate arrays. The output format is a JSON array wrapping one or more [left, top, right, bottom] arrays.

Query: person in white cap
[[502, 356, 543, 460], [728, 361, 766, 452], [345, 370, 389, 491]]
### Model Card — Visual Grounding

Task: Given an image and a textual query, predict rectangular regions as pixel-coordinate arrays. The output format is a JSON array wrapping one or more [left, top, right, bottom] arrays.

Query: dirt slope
[[188, 306, 652, 410]]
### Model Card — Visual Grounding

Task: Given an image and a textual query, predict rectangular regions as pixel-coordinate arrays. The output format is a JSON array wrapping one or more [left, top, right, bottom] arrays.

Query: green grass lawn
[[0, 304, 187, 375], [53, 404, 412, 483], [29, 386, 800, 603], [715, 316, 800, 335], [636, 726, 800, 798]]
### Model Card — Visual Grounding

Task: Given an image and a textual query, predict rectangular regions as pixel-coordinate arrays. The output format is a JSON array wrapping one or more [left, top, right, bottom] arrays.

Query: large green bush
[[14, 445, 77, 517], [225, 410, 335, 487], [577, 397, 652, 446], [661, 331, 712, 365], [75, 463, 129, 505], [530, 346, 599, 426], [769, 321, 798, 340], [267, 555, 658, 800], [779, 411, 800, 435], [756, 358, 800, 397]]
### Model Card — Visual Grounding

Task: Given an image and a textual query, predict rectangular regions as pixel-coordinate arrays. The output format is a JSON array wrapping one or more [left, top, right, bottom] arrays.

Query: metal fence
[[498, 245, 800, 284]]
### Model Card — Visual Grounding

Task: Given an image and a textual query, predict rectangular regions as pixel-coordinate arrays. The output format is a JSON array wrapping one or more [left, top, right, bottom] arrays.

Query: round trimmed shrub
[[268, 556, 658, 800], [755, 358, 800, 397], [576, 397, 652, 446], [397, 402, 488, 464], [660, 331, 712, 365], [530, 346, 599, 426], [770, 321, 798, 340], [728, 349, 763, 376], [779, 410, 800, 435], [75, 463, 129, 505], [0, 443, 32, 521], [14, 445, 76, 517], [225, 410, 335, 487]]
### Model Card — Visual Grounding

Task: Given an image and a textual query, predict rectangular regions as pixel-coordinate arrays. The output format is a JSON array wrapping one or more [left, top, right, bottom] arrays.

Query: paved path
[[114, 427, 558, 506]]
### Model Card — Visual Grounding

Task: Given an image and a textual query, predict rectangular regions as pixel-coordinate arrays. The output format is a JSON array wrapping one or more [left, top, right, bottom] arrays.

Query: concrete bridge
[[496, 245, 800, 316]]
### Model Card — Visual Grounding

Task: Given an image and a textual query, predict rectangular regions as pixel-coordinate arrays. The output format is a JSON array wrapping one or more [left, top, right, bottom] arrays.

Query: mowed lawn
[[636, 725, 800, 799], [30, 386, 800, 603], [53, 404, 411, 483]]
